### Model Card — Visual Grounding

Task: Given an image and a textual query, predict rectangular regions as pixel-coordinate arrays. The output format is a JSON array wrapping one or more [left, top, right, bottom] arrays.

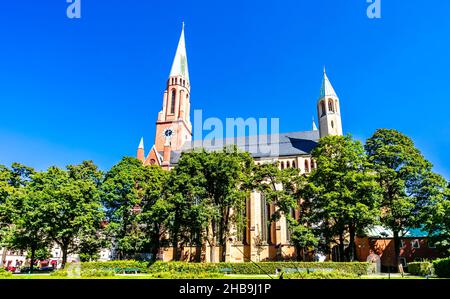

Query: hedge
[[149, 271, 225, 279], [283, 270, 358, 279], [81, 260, 150, 273], [0, 268, 12, 277], [433, 257, 450, 278], [407, 262, 433, 276], [76, 261, 370, 276], [148, 261, 370, 276]]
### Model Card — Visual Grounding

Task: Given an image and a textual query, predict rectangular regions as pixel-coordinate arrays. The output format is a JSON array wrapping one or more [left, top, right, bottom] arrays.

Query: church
[[135, 24, 343, 262]]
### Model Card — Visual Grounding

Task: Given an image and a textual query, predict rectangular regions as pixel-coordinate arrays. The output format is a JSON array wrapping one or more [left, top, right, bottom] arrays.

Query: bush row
[[148, 261, 370, 276], [149, 271, 225, 279], [433, 257, 450, 278], [71, 260, 370, 276], [50, 268, 116, 277], [80, 260, 150, 273], [407, 262, 433, 276], [283, 270, 358, 279]]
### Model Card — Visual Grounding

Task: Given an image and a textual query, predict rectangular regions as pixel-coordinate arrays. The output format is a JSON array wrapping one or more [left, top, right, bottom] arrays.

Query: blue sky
[[0, 0, 449, 178]]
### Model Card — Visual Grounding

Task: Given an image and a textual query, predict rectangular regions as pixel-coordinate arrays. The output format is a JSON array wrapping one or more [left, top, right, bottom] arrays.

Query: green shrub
[[284, 270, 357, 279], [0, 268, 12, 277], [148, 261, 369, 276], [149, 271, 225, 279], [81, 269, 116, 277], [433, 257, 450, 278], [50, 269, 69, 277], [81, 260, 149, 273], [408, 262, 433, 276]]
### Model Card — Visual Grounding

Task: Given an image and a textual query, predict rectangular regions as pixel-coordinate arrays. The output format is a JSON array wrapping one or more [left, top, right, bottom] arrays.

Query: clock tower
[[154, 23, 192, 153]]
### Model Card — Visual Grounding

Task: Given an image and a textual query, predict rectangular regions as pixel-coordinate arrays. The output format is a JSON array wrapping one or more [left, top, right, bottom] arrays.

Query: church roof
[[169, 22, 189, 81], [319, 67, 337, 99], [164, 130, 320, 165], [365, 225, 431, 238]]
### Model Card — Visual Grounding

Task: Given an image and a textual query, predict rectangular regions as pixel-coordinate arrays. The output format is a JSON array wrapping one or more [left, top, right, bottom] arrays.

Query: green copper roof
[[319, 67, 337, 99]]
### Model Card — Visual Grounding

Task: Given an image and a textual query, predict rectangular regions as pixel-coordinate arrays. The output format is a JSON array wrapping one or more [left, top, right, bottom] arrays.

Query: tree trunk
[[348, 225, 356, 262], [0, 247, 7, 267], [61, 245, 68, 269], [29, 246, 36, 274], [220, 207, 231, 262], [393, 230, 401, 272], [338, 232, 345, 262]]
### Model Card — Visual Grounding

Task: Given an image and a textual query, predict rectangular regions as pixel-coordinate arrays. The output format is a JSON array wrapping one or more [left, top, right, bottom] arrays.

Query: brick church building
[[136, 24, 344, 262]]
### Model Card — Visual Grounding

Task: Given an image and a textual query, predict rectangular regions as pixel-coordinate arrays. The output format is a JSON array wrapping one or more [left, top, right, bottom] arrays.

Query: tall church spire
[[320, 67, 337, 99], [317, 68, 343, 138], [154, 23, 193, 154], [169, 22, 189, 81]]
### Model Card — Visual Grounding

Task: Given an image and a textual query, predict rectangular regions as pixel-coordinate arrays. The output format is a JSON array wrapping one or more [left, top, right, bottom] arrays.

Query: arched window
[[328, 99, 334, 112], [260, 194, 270, 243], [170, 89, 176, 114], [304, 160, 310, 173], [331, 121, 334, 128], [321, 101, 326, 116], [286, 161, 291, 168], [150, 159, 156, 165], [280, 161, 285, 170], [292, 161, 296, 168]]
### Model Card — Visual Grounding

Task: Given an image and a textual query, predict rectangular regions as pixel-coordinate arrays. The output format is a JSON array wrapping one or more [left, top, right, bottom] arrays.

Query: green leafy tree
[[2, 164, 49, 273], [27, 247, 51, 261], [167, 147, 253, 262], [422, 180, 450, 253], [34, 161, 104, 268], [365, 128, 443, 268], [252, 163, 317, 260], [101, 157, 168, 260], [305, 135, 381, 262]]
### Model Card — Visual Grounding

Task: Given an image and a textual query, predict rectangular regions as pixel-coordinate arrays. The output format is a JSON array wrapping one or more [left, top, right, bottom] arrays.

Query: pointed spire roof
[[319, 67, 337, 99], [138, 137, 144, 150], [312, 118, 318, 131], [169, 22, 189, 81]]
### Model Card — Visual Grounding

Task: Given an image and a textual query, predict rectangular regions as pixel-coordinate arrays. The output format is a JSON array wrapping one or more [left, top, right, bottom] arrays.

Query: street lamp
[[380, 232, 390, 279]]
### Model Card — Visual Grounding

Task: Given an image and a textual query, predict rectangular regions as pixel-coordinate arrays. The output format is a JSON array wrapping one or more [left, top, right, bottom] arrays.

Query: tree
[[101, 157, 168, 260], [304, 135, 381, 262], [0, 165, 14, 257], [167, 147, 253, 262], [2, 164, 49, 273], [252, 162, 316, 260], [422, 179, 450, 254], [34, 161, 104, 268], [365, 128, 442, 268]]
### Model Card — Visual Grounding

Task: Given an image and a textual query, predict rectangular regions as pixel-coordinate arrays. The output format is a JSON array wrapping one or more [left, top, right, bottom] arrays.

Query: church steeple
[[137, 137, 145, 162], [169, 22, 189, 81], [320, 67, 337, 98], [154, 23, 193, 153], [317, 68, 343, 138]]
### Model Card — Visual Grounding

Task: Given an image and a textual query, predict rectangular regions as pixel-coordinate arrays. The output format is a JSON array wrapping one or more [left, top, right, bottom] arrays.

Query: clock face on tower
[[163, 128, 174, 139]]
